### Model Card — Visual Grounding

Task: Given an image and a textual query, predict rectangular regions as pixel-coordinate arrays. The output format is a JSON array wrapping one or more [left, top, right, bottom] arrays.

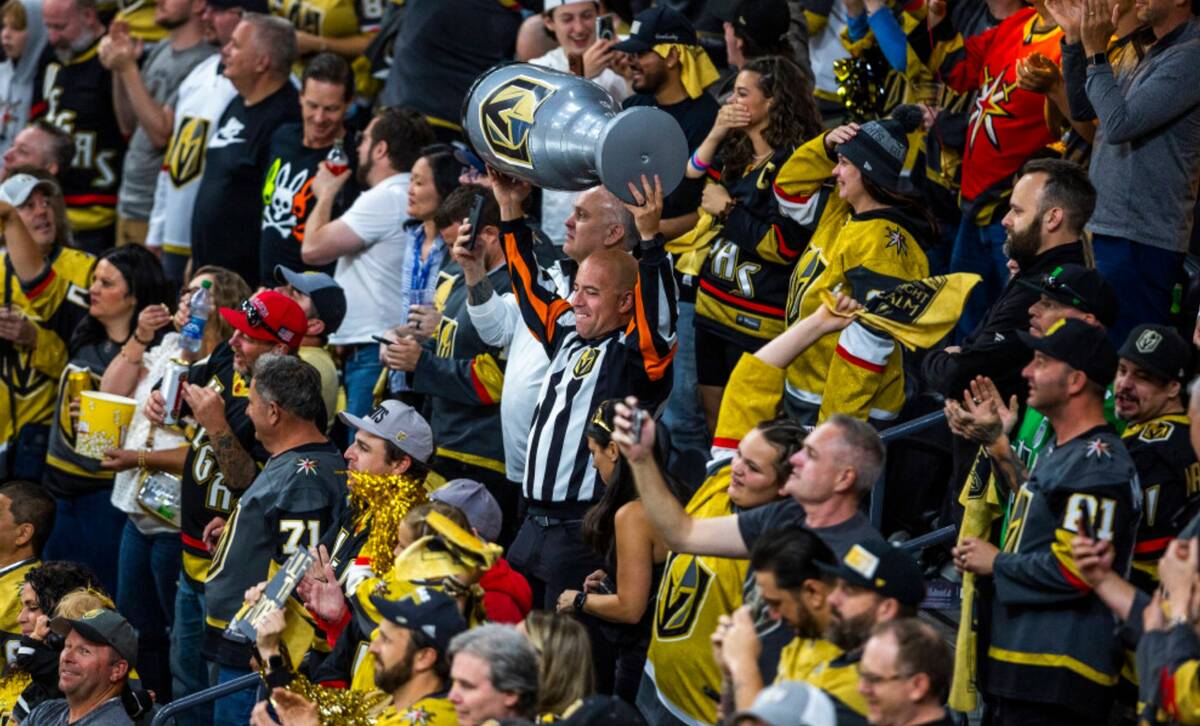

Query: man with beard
[[616, 6, 719, 242], [301, 107, 434, 423], [250, 586, 466, 725], [924, 159, 1099, 508], [923, 158, 1096, 407], [30, 0, 123, 253], [100, 0, 214, 248], [717, 536, 925, 726]]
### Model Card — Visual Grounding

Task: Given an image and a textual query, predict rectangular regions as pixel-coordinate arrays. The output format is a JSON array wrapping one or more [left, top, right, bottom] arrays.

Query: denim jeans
[[1091, 234, 1185, 348], [214, 664, 256, 726], [172, 575, 213, 726], [117, 521, 180, 704], [660, 301, 710, 464], [42, 489, 126, 595], [950, 219, 1010, 339], [342, 344, 382, 443]]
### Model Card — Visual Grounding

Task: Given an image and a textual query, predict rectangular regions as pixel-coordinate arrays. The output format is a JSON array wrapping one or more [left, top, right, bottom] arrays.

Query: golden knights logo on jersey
[[655, 553, 714, 640], [572, 347, 599, 379], [166, 117, 210, 188], [786, 248, 826, 323], [479, 75, 556, 168]]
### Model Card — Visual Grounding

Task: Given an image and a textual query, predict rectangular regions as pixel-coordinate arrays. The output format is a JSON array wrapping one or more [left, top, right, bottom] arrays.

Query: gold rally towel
[[820, 273, 981, 350]]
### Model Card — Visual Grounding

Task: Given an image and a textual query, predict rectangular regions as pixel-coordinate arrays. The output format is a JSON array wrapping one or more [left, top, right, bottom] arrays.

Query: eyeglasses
[[1040, 273, 1088, 311], [858, 669, 914, 687], [239, 299, 287, 344]]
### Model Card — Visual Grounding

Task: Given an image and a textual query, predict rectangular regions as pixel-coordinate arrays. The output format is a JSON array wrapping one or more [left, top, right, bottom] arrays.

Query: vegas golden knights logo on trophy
[[479, 75, 558, 169], [463, 63, 688, 203]]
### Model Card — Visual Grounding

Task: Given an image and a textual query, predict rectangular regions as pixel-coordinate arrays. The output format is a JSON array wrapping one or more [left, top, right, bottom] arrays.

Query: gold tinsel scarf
[[345, 470, 429, 573]]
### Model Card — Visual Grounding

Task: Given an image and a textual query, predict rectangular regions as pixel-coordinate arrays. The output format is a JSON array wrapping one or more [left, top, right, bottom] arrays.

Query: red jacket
[[481, 557, 532, 623]]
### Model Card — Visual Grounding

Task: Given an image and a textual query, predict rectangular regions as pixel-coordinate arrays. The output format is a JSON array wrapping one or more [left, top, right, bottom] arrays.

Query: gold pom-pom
[[284, 673, 390, 725], [345, 471, 429, 572]]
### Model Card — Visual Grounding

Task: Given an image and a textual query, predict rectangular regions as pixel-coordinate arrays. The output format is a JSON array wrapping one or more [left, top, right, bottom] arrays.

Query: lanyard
[[409, 227, 437, 296]]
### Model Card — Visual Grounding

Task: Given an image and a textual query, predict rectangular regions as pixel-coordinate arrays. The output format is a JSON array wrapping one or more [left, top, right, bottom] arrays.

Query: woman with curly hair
[[675, 55, 823, 431]]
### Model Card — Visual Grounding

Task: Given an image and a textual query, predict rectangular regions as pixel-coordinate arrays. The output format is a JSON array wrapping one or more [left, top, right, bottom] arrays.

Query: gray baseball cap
[[0, 173, 58, 206], [431, 479, 502, 543], [732, 682, 836, 726], [338, 400, 433, 463], [50, 608, 139, 668], [274, 265, 347, 336]]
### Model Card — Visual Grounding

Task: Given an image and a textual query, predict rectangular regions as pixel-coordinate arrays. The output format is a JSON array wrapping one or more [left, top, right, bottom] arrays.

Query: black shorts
[[694, 326, 751, 387]]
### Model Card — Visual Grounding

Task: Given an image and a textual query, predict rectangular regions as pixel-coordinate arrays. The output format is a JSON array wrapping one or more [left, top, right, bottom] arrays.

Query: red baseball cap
[[219, 290, 306, 351]]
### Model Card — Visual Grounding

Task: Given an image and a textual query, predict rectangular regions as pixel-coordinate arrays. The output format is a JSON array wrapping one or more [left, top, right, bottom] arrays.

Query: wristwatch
[[1086, 52, 1108, 67], [573, 591, 588, 613]]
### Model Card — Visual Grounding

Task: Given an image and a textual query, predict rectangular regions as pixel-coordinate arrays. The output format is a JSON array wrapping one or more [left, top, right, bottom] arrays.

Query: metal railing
[[871, 409, 948, 532], [150, 673, 261, 726]]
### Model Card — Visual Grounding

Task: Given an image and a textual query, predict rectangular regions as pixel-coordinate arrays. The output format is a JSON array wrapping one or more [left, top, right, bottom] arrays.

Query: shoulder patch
[[295, 457, 319, 476], [884, 226, 909, 256], [1138, 421, 1174, 443], [1085, 438, 1112, 459]]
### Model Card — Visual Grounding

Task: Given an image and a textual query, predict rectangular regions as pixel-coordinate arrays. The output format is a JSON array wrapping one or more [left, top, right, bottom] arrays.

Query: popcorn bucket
[[75, 391, 136, 459]]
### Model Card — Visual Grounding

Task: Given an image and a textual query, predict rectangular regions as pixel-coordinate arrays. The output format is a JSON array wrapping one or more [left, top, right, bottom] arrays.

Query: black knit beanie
[[834, 105, 924, 196]]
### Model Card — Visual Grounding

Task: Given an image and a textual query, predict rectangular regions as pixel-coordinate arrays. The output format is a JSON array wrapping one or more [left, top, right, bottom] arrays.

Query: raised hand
[[622, 174, 664, 241], [612, 396, 656, 463]]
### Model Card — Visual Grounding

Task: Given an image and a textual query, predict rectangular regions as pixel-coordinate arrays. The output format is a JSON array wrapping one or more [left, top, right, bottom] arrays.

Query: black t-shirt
[[622, 92, 719, 220], [258, 123, 362, 285], [737, 499, 885, 557], [192, 82, 301, 286], [31, 43, 124, 231]]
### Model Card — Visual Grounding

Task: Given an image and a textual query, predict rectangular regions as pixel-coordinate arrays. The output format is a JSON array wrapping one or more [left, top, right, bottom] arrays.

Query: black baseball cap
[[206, 0, 269, 11], [1119, 324, 1192, 384], [274, 265, 347, 336], [714, 0, 791, 50], [50, 608, 139, 667], [611, 6, 698, 54], [1016, 264, 1119, 328], [816, 540, 925, 609], [369, 587, 467, 655], [1017, 317, 1119, 388]]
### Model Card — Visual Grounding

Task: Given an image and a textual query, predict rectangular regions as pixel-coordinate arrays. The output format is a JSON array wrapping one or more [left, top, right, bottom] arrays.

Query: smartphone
[[464, 194, 486, 251], [371, 335, 394, 346], [630, 407, 646, 444], [596, 13, 616, 41], [1078, 510, 1096, 539]]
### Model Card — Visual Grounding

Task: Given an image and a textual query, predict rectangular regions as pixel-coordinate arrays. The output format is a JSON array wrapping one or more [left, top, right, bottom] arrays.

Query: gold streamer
[[345, 471, 430, 572], [278, 673, 390, 726], [0, 669, 31, 721]]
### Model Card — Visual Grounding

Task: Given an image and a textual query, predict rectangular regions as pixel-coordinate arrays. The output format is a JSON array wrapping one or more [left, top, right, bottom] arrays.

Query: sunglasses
[[1041, 274, 1089, 311], [239, 299, 287, 344]]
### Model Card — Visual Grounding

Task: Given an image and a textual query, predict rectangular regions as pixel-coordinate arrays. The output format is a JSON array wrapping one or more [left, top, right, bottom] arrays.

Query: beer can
[[162, 358, 190, 426], [66, 370, 91, 404]]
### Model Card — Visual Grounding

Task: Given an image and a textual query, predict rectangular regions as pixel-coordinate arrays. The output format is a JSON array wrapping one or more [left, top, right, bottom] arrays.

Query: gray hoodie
[[0, 0, 47, 156]]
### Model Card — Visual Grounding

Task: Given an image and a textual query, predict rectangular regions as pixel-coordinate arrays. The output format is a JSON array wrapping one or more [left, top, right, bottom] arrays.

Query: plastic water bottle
[[180, 280, 213, 354]]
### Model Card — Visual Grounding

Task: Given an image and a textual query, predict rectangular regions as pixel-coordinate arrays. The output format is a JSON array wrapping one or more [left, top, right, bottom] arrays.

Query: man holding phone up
[[530, 0, 631, 247], [953, 318, 1139, 726], [380, 186, 515, 544]]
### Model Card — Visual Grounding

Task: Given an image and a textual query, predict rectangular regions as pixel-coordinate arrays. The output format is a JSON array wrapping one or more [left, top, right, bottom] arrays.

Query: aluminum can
[[66, 370, 91, 404], [162, 358, 190, 426]]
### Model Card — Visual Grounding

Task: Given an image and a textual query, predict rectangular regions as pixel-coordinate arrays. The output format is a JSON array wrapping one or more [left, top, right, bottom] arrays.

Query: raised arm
[[622, 175, 677, 383], [493, 170, 574, 355], [614, 397, 750, 558], [0, 201, 47, 284]]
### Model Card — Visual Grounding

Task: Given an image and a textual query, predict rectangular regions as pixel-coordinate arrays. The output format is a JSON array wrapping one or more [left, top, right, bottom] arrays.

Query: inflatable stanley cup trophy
[[463, 63, 688, 203]]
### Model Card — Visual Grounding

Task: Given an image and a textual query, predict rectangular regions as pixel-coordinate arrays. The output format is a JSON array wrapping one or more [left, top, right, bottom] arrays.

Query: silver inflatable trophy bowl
[[462, 62, 688, 204]]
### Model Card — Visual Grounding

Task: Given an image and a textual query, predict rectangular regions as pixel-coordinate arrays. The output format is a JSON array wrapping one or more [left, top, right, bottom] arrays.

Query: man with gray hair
[[448, 624, 540, 726], [191, 12, 299, 285], [618, 410, 886, 561], [31, 0, 123, 252], [464, 184, 638, 510], [202, 352, 346, 724]]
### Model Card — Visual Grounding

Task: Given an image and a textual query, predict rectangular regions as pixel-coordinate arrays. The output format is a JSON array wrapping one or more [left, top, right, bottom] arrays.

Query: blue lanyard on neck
[[410, 227, 437, 294]]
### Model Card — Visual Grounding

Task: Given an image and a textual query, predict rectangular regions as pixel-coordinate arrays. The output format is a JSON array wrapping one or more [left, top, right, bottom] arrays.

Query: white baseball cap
[[0, 173, 59, 206]]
